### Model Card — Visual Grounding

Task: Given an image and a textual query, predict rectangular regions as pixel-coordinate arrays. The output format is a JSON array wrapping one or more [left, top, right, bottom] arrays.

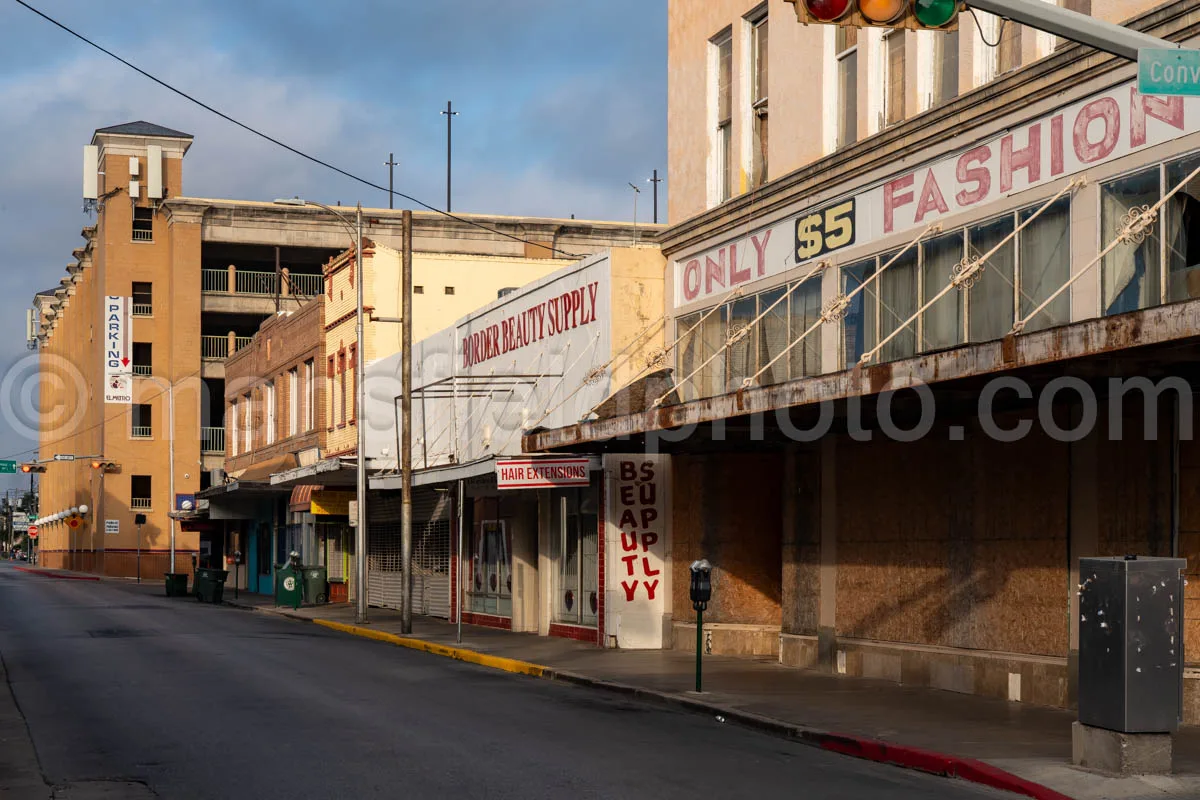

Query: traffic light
[[785, 0, 958, 30], [19, 464, 45, 474], [90, 460, 120, 473]]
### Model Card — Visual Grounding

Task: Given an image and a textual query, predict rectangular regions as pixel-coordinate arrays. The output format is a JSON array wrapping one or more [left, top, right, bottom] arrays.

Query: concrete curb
[[13, 566, 99, 582], [225, 599, 1073, 800]]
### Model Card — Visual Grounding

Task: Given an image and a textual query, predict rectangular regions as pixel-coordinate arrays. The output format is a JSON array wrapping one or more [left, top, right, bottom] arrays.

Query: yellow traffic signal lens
[[860, 0, 908, 23]]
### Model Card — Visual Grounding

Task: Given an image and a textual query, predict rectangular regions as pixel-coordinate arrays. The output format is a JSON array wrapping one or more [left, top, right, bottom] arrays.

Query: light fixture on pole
[[274, 196, 368, 624], [627, 182, 641, 234]]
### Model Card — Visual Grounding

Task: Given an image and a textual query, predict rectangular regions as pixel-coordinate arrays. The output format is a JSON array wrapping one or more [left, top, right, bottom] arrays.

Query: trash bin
[[274, 563, 302, 609], [194, 567, 229, 604], [301, 566, 328, 605], [164, 572, 189, 597]]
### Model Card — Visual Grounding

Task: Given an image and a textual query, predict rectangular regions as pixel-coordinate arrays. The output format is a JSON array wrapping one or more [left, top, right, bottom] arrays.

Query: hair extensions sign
[[675, 79, 1200, 306], [604, 454, 671, 649]]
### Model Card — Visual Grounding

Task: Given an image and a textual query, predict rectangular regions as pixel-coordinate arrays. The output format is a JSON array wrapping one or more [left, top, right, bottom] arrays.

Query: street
[[0, 563, 1014, 800]]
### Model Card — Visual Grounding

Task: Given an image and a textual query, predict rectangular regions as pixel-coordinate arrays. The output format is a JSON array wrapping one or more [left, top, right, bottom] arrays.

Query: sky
[[0, 0, 667, 494]]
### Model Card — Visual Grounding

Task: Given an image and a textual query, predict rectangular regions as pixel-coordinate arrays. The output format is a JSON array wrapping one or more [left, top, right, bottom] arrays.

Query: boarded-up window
[[750, 14, 769, 188], [885, 31, 905, 126], [998, 22, 1021, 74]]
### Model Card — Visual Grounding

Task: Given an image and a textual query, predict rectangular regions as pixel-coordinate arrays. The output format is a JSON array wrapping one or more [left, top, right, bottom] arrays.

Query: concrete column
[[818, 435, 838, 670], [227, 331, 236, 358], [1068, 426, 1100, 707], [227, 264, 236, 294], [281, 267, 290, 297]]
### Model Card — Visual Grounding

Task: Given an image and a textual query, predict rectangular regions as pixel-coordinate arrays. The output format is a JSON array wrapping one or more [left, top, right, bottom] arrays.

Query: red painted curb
[[810, 732, 1075, 800], [13, 566, 100, 582]]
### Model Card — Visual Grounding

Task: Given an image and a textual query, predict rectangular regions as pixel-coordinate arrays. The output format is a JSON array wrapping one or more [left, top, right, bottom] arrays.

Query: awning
[[238, 452, 299, 483], [289, 484, 322, 512], [270, 457, 357, 488]]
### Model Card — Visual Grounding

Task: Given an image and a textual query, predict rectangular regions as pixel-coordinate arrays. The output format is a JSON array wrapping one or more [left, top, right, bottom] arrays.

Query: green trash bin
[[194, 567, 229, 604], [274, 564, 302, 609], [301, 566, 328, 605], [164, 572, 189, 597]]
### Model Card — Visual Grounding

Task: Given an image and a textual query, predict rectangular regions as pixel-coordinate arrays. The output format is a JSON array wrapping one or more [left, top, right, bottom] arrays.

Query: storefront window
[[1165, 152, 1200, 303], [676, 312, 701, 403], [1019, 196, 1071, 332], [725, 294, 758, 392], [1102, 167, 1161, 316], [468, 498, 512, 617], [842, 259, 877, 366], [920, 231, 965, 351], [551, 487, 599, 627], [700, 306, 726, 399], [758, 287, 789, 385], [879, 248, 918, 362], [789, 279, 822, 379], [967, 216, 1016, 342]]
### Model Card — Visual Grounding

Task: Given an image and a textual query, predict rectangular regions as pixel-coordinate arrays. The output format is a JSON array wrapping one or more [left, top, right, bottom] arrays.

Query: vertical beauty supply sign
[[104, 296, 132, 404]]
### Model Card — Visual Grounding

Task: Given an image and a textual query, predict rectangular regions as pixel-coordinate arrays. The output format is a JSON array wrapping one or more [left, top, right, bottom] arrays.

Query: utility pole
[[441, 101, 458, 213], [385, 153, 398, 209], [648, 170, 662, 224], [401, 209, 414, 634], [355, 202, 368, 625]]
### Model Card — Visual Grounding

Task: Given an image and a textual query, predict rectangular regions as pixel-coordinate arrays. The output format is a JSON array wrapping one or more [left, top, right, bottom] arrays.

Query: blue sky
[[0, 0, 666, 493]]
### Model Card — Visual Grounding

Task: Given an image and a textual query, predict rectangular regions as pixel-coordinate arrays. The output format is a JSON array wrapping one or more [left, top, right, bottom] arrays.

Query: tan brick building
[[32, 122, 659, 581]]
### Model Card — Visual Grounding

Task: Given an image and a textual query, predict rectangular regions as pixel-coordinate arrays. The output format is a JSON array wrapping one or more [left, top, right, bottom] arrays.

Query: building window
[[467, 507, 512, 617], [264, 380, 276, 445], [229, 402, 239, 456], [288, 368, 299, 437], [1165, 152, 1200, 303], [303, 359, 315, 431], [879, 247, 919, 362], [414, 285, 425, 294], [997, 21, 1021, 74], [131, 475, 152, 510], [444, 286, 455, 295], [920, 231, 966, 352], [843, 259, 878, 365], [132, 282, 153, 316], [132, 207, 154, 242], [713, 29, 734, 204], [348, 345, 357, 422], [131, 403, 152, 438], [551, 487, 599, 627], [242, 394, 252, 453], [132, 342, 152, 376], [1102, 168, 1161, 316], [1019, 196, 1071, 331], [338, 351, 347, 425], [967, 216, 1016, 342], [836, 27, 858, 148], [788, 279, 822, 379], [327, 355, 336, 428], [884, 30, 905, 127], [749, 11, 769, 188]]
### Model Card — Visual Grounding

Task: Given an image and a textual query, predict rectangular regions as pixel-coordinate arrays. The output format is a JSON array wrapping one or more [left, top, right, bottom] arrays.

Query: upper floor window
[[132, 282, 152, 316], [997, 20, 1021, 75], [884, 30, 906, 127], [132, 207, 153, 242], [749, 11, 769, 189], [303, 359, 315, 431], [288, 368, 299, 437], [835, 27, 858, 149], [932, 29, 959, 106], [712, 29, 734, 204], [131, 403, 152, 439], [132, 342, 152, 376], [264, 380, 276, 445]]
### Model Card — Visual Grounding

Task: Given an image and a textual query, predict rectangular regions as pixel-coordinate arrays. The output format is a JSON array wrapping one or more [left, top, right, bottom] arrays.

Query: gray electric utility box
[[1078, 556, 1186, 733]]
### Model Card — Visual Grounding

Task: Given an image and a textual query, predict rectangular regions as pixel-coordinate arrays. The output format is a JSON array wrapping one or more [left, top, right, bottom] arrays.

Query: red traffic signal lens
[[804, 0, 852, 22], [860, 0, 909, 22]]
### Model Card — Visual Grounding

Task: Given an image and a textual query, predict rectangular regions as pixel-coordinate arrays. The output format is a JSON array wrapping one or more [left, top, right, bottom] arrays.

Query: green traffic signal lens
[[914, 0, 957, 27]]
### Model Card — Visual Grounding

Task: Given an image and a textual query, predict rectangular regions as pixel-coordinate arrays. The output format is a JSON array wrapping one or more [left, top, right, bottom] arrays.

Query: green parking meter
[[690, 559, 712, 693]]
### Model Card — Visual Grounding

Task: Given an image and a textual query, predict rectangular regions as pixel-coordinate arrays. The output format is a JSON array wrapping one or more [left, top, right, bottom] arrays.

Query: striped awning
[[289, 484, 323, 512]]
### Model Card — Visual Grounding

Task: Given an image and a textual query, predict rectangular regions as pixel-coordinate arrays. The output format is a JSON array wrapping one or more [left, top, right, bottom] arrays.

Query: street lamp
[[274, 197, 368, 625]]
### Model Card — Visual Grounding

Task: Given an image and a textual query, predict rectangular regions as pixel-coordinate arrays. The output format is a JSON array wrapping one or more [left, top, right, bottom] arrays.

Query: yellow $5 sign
[[794, 198, 856, 262]]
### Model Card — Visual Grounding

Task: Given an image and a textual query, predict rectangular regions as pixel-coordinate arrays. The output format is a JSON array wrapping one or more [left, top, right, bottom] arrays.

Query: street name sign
[[53, 454, 75, 462], [1138, 48, 1200, 96], [0, 460, 15, 473]]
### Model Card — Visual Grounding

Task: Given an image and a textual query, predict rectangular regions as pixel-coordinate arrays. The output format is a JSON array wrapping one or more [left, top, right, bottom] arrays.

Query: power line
[[11, 0, 586, 259]]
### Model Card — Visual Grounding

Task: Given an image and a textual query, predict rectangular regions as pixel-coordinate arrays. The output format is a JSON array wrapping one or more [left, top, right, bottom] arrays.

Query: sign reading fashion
[[102, 296, 132, 404], [675, 79, 1200, 306], [462, 282, 601, 368], [495, 457, 591, 490]]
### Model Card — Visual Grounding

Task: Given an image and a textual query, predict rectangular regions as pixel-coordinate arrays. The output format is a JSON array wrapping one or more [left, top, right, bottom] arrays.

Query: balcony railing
[[132, 229, 153, 242], [132, 303, 153, 317], [201, 266, 322, 299], [132, 364, 152, 376], [202, 335, 256, 360], [201, 427, 225, 454], [235, 336, 253, 351], [131, 497, 152, 510], [131, 426, 152, 439]]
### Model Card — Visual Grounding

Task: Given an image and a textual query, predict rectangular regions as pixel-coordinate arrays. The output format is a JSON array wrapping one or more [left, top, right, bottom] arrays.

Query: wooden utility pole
[[400, 209, 413, 633]]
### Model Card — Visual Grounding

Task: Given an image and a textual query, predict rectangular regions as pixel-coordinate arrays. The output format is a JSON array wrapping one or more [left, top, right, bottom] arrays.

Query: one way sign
[[103, 296, 132, 404]]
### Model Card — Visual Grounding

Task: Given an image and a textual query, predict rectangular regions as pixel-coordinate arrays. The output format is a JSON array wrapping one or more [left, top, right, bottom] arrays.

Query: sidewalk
[[208, 591, 1200, 800]]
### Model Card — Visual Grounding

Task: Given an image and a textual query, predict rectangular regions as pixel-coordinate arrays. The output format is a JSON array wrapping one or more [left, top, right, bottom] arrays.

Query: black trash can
[[300, 566, 328, 605], [194, 567, 230, 604]]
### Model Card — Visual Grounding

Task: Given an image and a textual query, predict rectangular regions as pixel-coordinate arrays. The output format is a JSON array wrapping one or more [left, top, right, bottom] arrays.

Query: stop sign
[[27, 524, 37, 539]]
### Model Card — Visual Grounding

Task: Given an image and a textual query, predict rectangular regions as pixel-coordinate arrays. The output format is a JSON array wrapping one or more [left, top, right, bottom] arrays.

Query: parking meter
[[690, 559, 712, 611], [690, 559, 712, 692], [233, 550, 243, 600]]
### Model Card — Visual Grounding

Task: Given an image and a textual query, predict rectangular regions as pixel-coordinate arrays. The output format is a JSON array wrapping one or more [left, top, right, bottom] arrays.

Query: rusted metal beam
[[523, 300, 1200, 452]]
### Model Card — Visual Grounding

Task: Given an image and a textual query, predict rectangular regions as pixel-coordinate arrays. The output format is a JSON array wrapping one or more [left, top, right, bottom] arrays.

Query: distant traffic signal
[[787, 0, 958, 30], [20, 464, 46, 474], [90, 460, 120, 473]]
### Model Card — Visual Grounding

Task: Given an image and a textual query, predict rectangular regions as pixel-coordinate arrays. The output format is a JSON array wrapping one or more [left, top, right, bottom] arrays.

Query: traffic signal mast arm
[[967, 0, 1177, 62]]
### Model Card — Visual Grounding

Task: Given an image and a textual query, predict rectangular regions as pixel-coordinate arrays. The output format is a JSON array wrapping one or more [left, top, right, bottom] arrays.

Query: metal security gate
[[318, 522, 352, 599], [365, 488, 451, 617]]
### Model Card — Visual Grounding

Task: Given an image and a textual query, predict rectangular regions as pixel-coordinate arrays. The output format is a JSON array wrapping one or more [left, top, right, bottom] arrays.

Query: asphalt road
[[0, 563, 1014, 800]]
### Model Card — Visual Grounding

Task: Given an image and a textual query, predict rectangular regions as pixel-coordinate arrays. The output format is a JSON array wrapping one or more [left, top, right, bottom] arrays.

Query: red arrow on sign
[[121, 357, 129, 366]]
